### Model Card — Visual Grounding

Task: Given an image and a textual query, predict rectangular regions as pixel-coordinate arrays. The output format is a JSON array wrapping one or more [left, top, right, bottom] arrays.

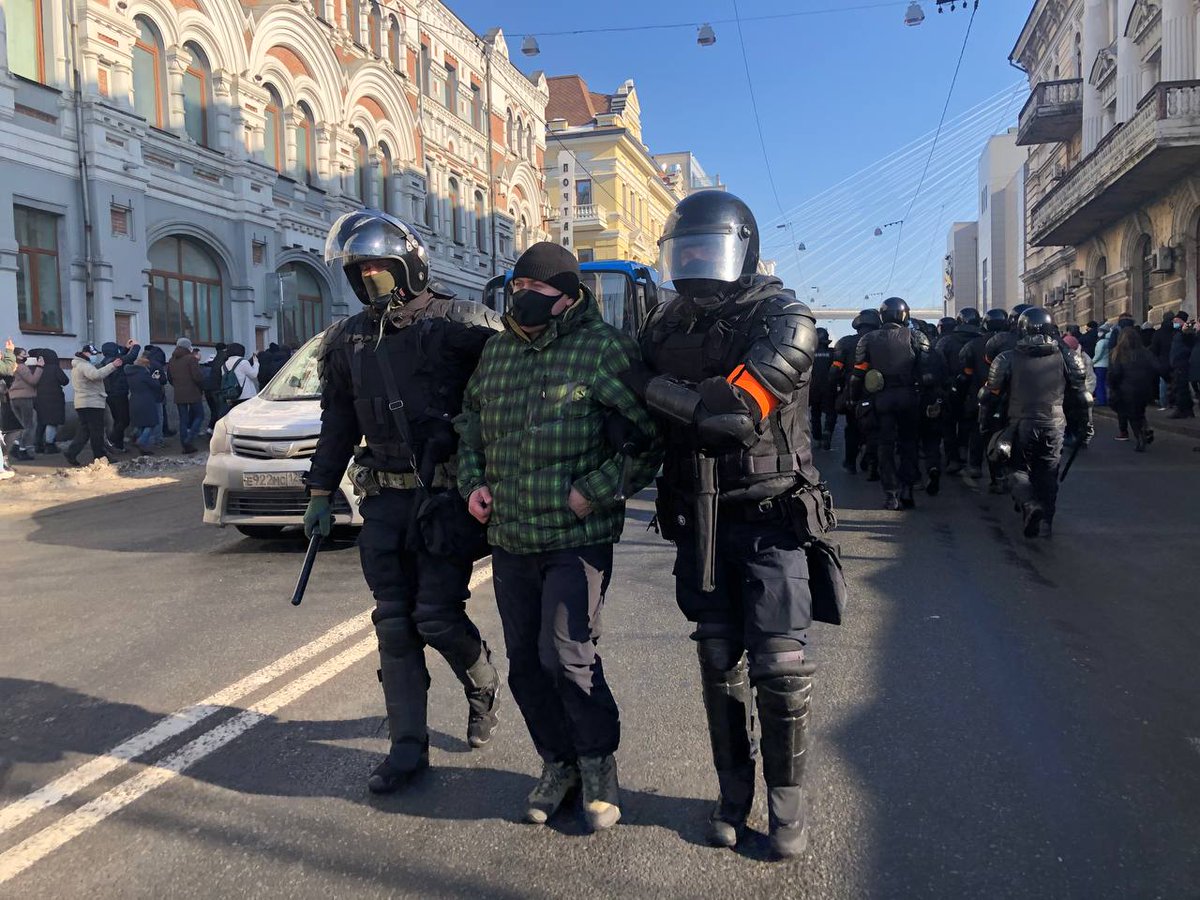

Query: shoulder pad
[[914, 331, 932, 353], [445, 299, 503, 331], [316, 315, 358, 360], [639, 298, 672, 340]]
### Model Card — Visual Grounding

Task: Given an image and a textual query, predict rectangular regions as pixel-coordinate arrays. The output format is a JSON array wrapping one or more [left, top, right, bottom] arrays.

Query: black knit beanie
[[512, 242, 581, 298]]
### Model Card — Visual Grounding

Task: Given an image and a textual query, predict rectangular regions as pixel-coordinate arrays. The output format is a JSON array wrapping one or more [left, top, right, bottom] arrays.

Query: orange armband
[[727, 364, 778, 417]]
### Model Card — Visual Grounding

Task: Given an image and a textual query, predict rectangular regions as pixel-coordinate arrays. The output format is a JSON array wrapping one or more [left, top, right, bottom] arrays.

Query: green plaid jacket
[[455, 293, 663, 555]]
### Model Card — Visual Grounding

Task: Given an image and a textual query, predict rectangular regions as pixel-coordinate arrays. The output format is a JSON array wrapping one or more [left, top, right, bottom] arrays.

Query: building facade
[[944, 221, 980, 315], [651, 151, 726, 195], [976, 129, 1027, 311], [1012, 0, 1200, 326], [542, 76, 688, 266], [0, 0, 549, 364]]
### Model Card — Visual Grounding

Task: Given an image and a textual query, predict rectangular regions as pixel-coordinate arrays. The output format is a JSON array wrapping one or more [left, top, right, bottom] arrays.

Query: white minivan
[[202, 331, 363, 538]]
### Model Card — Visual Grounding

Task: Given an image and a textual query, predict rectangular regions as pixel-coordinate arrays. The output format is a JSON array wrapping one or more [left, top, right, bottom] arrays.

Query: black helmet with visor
[[325, 209, 430, 311], [658, 190, 760, 301]]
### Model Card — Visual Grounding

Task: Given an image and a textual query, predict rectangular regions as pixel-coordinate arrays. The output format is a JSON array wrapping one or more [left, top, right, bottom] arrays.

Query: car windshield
[[259, 333, 323, 401]]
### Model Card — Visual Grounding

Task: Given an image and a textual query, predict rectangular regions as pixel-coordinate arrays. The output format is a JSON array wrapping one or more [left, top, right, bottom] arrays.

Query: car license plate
[[243, 471, 305, 489]]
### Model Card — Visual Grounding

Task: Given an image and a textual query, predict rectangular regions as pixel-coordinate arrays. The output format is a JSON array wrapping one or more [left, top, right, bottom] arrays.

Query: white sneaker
[[0, 469, 15, 480]]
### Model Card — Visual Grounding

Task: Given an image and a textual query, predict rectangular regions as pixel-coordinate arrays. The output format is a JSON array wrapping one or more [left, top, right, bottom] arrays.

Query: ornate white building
[[1012, 0, 1200, 324], [0, 0, 549, 359]]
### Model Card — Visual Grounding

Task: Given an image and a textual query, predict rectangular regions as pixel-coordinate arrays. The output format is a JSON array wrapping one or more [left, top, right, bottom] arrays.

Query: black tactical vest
[[643, 287, 818, 503], [863, 324, 917, 388], [1008, 345, 1066, 423]]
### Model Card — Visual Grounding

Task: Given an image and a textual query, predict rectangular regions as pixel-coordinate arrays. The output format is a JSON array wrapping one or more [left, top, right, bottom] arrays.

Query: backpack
[[220, 359, 243, 403]]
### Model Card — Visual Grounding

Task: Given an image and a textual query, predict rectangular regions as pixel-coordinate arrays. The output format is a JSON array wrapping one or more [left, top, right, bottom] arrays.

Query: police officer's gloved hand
[[695, 377, 755, 449], [303, 494, 332, 538]]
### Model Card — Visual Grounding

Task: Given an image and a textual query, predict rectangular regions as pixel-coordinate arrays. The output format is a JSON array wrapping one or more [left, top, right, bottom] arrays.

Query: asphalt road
[[2, 417, 1199, 899]]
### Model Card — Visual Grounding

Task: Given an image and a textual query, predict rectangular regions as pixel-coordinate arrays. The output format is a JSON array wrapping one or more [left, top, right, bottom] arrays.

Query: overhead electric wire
[[884, 0, 979, 292]]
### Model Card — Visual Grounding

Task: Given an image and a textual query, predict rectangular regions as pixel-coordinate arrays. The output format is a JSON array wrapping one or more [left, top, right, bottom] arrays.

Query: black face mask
[[510, 289, 561, 327]]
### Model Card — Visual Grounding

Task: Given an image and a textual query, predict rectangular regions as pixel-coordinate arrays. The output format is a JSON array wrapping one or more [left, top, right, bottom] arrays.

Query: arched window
[[424, 166, 435, 231], [368, 2, 382, 56], [449, 176, 463, 244], [354, 129, 369, 202], [296, 102, 316, 185], [506, 110, 514, 149], [388, 16, 401, 69], [526, 125, 533, 162], [263, 86, 285, 172], [148, 236, 224, 343], [182, 42, 212, 147], [378, 143, 393, 213], [1138, 235, 1153, 320], [277, 263, 325, 345], [132, 17, 167, 128], [474, 190, 486, 250], [7, 0, 49, 83], [349, 0, 362, 45]]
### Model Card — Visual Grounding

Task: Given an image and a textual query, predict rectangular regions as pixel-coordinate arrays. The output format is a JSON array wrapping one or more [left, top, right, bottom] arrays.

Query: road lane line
[[0, 561, 493, 838], [0, 634, 379, 885]]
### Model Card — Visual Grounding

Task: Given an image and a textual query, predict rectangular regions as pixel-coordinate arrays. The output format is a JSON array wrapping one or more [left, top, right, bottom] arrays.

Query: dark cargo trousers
[[1010, 420, 1064, 522], [492, 543, 620, 763]]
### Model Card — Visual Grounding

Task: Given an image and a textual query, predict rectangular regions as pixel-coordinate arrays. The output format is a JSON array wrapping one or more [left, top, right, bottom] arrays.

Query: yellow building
[[543, 76, 688, 264]]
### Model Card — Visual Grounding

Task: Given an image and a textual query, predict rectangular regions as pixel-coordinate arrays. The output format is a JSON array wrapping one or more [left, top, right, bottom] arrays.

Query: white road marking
[[0, 634, 378, 885], [0, 561, 493, 841]]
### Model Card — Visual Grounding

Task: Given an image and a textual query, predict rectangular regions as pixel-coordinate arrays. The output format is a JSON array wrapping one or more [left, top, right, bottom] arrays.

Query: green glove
[[303, 494, 332, 538]]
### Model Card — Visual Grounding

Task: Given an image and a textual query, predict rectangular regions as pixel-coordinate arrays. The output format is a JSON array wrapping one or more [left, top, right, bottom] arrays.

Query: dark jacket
[[1080, 329, 1099, 358], [1107, 346, 1160, 409], [100, 342, 140, 396], [256, 346, 290, 388], [126, 361, 165, 428], [1151, 318, 1175, 369], [811, 340, 834, 404], [1170, 329, 1194, 369], [168, 347, 206, 403], [31, 349, 70, 425]]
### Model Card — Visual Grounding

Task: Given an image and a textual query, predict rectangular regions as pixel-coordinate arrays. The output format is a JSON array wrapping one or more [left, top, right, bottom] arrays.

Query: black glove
[[695, 377, 754, 449]]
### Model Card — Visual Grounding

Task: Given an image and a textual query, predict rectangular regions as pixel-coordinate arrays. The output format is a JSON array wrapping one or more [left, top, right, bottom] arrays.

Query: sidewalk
[[1096, 405, 1200, 442], [4, 433, 212, 476]]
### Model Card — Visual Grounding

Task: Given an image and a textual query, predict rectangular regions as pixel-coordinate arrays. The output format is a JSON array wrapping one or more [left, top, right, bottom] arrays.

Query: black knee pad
[[375, 616, 421, 658], [748, 637, 816, 681], [417, 618, 483, 671], [696, 638, 745, 676]]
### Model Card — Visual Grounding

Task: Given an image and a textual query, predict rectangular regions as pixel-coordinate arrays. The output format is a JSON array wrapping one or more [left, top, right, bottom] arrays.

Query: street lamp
[[697, 24, 717, 46], [874, 220, 903, 236], [904, 2, 926, 26], [521, 35, 540, 57]]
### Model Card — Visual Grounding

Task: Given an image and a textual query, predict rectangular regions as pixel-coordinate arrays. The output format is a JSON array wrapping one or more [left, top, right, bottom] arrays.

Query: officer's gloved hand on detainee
[[303, 494, 332, 538], [695, 377, 755, 450]]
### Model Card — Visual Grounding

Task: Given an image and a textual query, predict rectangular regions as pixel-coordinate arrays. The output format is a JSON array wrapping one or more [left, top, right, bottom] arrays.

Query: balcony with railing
[[1016, 79, 1083, 146], [1030, 81, 1200, 247], [573, 203, 609, 228]]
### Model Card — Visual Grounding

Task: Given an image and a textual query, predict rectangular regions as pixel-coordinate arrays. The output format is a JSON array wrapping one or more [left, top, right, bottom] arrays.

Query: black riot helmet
[[658, 190, 759, 301], [983, 308, 1008, 332], [879, 296, 910, 325], [938, 317, 957, 336], [852, 308, 882, 332], [816, 326, 830, 346], [1018, 307, 1056, 338], [325, 209, 430, 311], [1009, 303, 1032, 328], [957, 307, 981, 326]]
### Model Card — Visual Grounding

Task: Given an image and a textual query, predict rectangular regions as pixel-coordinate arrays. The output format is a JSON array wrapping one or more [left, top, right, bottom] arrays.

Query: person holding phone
[[6, 347, 42, 460], [66, 342, 124, 466]]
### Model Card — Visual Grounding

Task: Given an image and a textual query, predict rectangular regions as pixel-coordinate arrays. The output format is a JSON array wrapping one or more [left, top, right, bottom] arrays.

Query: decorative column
[[1116, 0, 1138, 123], [213, 70, 234, 155], [1082, 0, 1107, 154], [318, 124, 339, 197], [285, 105, 302, 179], [165, 46, 191, 136], [1162, 0, 1196, 80]]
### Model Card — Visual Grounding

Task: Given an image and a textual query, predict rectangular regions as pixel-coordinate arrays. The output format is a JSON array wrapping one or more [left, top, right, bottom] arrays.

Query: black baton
[[1059, 440, 1083, 483], [290, 532, 322, 606]]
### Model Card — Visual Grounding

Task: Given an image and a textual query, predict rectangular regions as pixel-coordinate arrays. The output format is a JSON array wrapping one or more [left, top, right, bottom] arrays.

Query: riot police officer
[[934, 308, 982, 473], [629, 190, 842, 858], [849, 297, 936, 510], [810, 327, 837, 451], [979, 307, 1093, 537], [831, 309, 881, 476], [960, 308, 1007, 479], [305, 210, 502, 793]]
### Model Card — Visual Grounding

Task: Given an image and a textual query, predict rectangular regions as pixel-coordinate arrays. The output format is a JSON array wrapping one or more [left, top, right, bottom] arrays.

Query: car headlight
[[209, 418, 233, 455]]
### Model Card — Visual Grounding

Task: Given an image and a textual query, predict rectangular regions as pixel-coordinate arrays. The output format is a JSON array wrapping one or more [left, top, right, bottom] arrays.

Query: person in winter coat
[[29, 347, 68, 452], [0, 339, 16, 479], [126, 353, 165, 455], [255, 342, 289, 389], [221, 342, 260, 405], [167, 338, 207, 453], [1150, 310, 1176, 410], [100, 340, 141, 451], [1107, 327, 1161, 450], [203, 342, 229, 428], [66, 342, 124, 466], [6, 348, 42, 459], [1079, 321, 1100, 358], [143, 345, 170, 444], [1168, 314, 1195, 419], [1092, 326, 1112, 407]]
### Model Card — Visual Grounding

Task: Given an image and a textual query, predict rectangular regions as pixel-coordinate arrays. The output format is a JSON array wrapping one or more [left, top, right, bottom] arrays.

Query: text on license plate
[[243, 471, 305, 489]]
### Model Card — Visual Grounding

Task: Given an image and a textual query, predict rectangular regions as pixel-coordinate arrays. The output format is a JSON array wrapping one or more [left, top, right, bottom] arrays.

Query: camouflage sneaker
[[525, 760, 580, 824]]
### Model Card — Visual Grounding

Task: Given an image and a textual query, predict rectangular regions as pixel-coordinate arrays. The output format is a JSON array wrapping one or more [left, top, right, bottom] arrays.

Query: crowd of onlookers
[[0, 336, 293, 478], [1062, 310, 1199, 446]]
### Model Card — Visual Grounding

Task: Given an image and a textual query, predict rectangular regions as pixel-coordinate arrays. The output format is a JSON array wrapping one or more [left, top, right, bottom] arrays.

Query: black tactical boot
[[1022, 502, 1044, 539], [820, 434, 833, 452], [756, 672, 814, 859], [883, 491, 901, 511], [579, 755, 621, 831], [368, 742, 429, 794], [370, 625, 431, 794], [453, 646, 501, 749], [945, 457, 963, 475], [525, 760, 580, 824], [697, 646, 756, 848], [925, 467, 941, 496], [899, 484, 915, 509]]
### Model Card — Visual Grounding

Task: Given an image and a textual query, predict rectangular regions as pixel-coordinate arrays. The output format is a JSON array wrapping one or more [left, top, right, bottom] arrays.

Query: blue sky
[[447, 0, 1034, 308]]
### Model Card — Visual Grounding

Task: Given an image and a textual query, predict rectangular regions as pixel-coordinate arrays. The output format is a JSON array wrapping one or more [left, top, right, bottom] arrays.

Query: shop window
[[148, 235, 224, 344], [15, 206, 63, 333]]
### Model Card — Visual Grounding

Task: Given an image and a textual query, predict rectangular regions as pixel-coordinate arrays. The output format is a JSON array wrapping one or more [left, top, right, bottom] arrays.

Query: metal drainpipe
[[484, 38, 497, 278], [67, 1, 97, 343]]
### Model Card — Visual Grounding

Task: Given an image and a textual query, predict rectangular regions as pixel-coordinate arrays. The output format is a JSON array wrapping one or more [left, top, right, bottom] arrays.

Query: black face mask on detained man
[[510, 289, 561, 327]]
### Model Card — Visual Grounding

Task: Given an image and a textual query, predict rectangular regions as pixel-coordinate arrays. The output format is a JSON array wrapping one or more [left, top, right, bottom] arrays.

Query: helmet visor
[[658, 231, 748, 290], [324, 211, 415, 266]]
